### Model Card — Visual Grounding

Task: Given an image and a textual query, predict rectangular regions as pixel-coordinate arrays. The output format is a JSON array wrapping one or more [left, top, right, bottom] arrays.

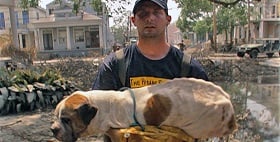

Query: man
[[178, 40, 186, 51], [112, 43, 122, 52], [92, 0, 208, 141]]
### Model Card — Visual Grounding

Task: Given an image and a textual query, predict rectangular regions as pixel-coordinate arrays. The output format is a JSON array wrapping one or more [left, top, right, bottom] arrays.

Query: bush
[[0, 67, 79, 115], [1, 33, 37, 65]]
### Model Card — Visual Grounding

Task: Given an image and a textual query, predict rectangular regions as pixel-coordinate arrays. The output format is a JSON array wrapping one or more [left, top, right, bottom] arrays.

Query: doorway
[[85, 31, 99, 48], [43, 31, 53, 50]]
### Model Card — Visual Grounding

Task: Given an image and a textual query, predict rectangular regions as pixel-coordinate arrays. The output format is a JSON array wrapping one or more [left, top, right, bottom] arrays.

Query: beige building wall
[[0, 0, 110, 57], [259, 0, 280, 39], [0, 4, 46, 48], [233, 0, 280, 44]]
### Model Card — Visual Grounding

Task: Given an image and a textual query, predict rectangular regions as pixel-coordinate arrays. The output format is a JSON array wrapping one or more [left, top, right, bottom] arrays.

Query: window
[[86, 26, 100, 48], [58, 29, 66, 45], [22, 11, 29, 24], [36, 12, 39, 20], [85, 30, 100, 48], [15, 12, 19, 28], [74, 28, 84, 43], [0, 13, 5, 29], [49, 9, 54, 15], [22, 34, 26, 48], [43, 30, 53, 50], [272, 5, 276, 18]]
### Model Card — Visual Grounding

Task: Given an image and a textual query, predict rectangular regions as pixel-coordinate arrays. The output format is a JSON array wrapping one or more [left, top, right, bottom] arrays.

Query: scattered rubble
[[0, 50, 279, 141]]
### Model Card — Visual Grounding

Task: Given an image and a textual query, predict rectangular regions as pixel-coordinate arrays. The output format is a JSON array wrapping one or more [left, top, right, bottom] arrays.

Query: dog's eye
[[61, 118, 71, 124]]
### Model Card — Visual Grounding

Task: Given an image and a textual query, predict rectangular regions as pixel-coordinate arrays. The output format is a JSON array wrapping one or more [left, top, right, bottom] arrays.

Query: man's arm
[[91, 53, 122, 90], [189, 59, 209, 81]]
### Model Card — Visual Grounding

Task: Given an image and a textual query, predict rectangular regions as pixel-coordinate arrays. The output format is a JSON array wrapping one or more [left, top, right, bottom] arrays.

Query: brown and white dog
[[51, 78, 237, 142]]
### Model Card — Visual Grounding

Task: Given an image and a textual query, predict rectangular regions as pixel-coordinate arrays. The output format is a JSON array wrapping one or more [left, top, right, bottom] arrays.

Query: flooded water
[[247, 82, 280, 142], [221, 73, 280, 142], [204, 56, 280, 142]]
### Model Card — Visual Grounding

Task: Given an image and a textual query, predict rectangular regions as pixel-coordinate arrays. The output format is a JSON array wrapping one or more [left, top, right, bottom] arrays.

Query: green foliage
[[216, 3, 247, 33], [20, 0, 41, 9], [103, 0, 131, 15], [111, 25, 128, 44], [0, 68, 63, 88], [0, 67, 78, 115], [91, 0, 103, 14], [39, 68, 63, 85], [233, 4, 248, 26], [175, 0, 253, 45], [175, 0, 213, 32], [193, 17, 212, 35], [0, 68, 13, 87], [72, 1, 79, 15]]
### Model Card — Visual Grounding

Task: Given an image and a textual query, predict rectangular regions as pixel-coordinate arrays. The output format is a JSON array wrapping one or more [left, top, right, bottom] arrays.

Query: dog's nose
[[50, 127, 59, 135]]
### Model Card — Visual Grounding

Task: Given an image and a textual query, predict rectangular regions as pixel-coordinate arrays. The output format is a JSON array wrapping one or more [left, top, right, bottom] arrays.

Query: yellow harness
[[117, 87, 195, 142], [119, 125, 195, 142]]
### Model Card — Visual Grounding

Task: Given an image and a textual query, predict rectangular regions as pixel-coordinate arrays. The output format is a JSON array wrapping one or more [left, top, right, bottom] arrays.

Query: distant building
[[256, 0, 279, 39], [0, 1, 46, 49], [167, 22, 182, 45], [0, 0, 112, 58], [168, 0, 280, 47], [167, 22, 198, 47], [234, 0, 280, 44]]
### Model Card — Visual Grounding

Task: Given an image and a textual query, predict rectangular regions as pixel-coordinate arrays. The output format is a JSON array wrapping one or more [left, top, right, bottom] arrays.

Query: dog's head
[[50, 92, 98, 142]]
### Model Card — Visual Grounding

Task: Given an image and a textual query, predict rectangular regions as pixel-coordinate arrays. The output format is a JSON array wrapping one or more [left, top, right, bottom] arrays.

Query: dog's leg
[[104, 135, 112, 142], [106, 129, 122, 142]]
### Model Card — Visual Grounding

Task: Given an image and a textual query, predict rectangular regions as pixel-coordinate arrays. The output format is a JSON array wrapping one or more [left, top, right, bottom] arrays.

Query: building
[[0, 1, 46, 49], [234, 0, 280, 44], [257, 0, 280, 39], [0, 0, 112, 59], [167, 22, 183, 45]]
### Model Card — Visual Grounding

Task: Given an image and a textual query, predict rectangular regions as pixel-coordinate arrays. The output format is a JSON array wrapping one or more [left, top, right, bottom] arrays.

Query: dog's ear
[[76, 104, 98, 125]]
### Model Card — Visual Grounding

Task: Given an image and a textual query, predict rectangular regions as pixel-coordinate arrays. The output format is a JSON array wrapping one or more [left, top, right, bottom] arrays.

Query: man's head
[[131, 0, 171, 39], [133, 0, 168, 15]]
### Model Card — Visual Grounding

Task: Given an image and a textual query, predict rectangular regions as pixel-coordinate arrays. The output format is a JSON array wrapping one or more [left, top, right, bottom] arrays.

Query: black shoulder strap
[[115, 48, 126, 86], [180, 52, 192, 77]]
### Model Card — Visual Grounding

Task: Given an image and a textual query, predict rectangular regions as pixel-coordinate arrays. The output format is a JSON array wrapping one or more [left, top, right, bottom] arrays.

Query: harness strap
[[116, 49, 126, 86], [120, 87, 145, 131], [181, 52, 192, 77]]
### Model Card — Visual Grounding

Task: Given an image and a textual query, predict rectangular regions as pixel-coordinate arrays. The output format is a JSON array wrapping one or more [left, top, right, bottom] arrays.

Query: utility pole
[[128, 11, 132, 41], [246, 0, 251, 43], [213, 2, 217, 52], [102, 2, 108, 55], [126, 14, 129, 43]]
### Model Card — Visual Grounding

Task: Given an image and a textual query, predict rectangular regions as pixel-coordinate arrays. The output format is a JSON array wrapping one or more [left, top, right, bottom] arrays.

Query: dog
[[51, 78, 237, 142]]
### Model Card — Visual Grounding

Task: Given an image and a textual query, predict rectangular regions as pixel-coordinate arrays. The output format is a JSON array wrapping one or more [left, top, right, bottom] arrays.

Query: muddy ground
[[0, 109, 104, 142], [0, 50, 279, 142]]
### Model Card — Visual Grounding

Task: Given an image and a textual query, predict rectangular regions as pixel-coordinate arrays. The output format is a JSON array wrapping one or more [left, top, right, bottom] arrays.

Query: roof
[[256, 38, 280, 41], [238, 44, 263, 48], [31, 13, 101, 24]]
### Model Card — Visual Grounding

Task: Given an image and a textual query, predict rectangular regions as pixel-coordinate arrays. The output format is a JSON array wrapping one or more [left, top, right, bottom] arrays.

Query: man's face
[[131, 1, 171, 38]]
